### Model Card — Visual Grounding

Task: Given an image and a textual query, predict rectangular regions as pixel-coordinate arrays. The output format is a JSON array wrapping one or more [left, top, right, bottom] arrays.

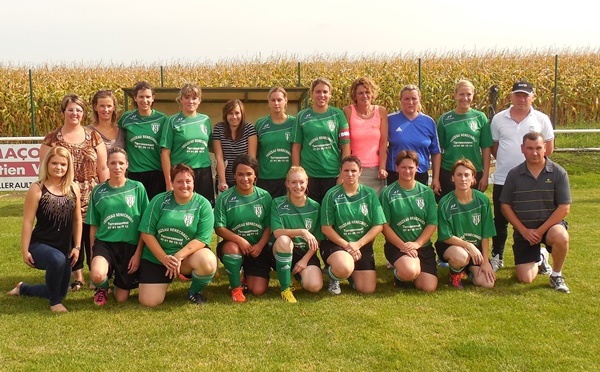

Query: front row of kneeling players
[[10, 131, 570, 311]]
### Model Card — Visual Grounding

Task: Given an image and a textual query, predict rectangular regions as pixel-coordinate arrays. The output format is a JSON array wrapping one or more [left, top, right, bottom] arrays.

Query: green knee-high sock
[[275, 251, 293, 291], [222, 254, 243, 288], [93, 277, 109, 290], [189, 271, 215, 295]]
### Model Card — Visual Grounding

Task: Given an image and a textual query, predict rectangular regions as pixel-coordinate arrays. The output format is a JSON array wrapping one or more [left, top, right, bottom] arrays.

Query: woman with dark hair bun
[[118, 81, 168, 200]]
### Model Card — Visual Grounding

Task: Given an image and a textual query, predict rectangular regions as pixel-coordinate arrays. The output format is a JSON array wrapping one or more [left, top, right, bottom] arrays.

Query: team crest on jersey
[[416, 197, 425, 209], [184, 213, 194, 227], [304, 218, 313, 230], [468, 121, 477, 132], [285, 132, 291, 141], [254, 205, 263, 217], [472, 213, 481, 225], [151, 123, 160, 134], [125, 195, 135, 207], [327, 120, 335, 131], [200, 125, 207, 135], [360, 203, 369, 216]]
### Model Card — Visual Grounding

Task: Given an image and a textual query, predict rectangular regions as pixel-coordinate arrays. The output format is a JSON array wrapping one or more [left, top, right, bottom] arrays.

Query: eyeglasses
[[65, 108, 84, 114]]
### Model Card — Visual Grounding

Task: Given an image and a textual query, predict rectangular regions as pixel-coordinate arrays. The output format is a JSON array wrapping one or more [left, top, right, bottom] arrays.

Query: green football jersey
[[290, 107, 350, 178], [321, 184, 386, 242], [139, 191, 214, 264], [271, 195, 323, 251], [437, 109, 492, 172], [160, 112, 212, 168], [437, 189, 496, 245], [255, 115, 295, 179], [380, 181, 437, 244], [214, 186, 272, 245], [118, 109, 167, 172], [86, 179, 149, 245]]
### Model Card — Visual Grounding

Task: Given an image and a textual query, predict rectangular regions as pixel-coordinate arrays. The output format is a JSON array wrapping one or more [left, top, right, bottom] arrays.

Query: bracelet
[[73, 246, 80, 251]]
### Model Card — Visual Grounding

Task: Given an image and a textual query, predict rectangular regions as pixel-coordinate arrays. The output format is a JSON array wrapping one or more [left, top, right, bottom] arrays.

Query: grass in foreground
[[1, 154, 599, 371]]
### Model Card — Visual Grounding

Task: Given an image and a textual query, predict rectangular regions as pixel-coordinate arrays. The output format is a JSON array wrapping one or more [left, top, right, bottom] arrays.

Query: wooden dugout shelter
[[122, 87, 310, 125]]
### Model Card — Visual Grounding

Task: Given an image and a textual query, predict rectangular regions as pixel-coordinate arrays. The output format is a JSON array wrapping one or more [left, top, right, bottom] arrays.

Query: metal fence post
[[29, 69, 35, 136]]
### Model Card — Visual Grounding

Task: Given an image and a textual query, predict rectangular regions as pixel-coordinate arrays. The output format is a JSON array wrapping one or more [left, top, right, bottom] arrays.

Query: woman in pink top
[[343, 77, 388, 195]]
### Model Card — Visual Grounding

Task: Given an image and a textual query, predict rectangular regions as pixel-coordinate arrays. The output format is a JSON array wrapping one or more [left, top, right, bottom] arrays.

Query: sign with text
[[0, 144, 40, 191]]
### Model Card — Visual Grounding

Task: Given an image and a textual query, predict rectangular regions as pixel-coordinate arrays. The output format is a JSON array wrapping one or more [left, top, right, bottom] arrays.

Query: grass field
[[1, 152, 599, 371]]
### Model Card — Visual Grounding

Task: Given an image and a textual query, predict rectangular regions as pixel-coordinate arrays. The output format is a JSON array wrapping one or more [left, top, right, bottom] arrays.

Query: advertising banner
[[0, 144, 40, 191]]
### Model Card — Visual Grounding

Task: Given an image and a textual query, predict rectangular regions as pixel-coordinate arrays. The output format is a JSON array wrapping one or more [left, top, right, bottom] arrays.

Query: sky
[[1, 0, 598, 66]]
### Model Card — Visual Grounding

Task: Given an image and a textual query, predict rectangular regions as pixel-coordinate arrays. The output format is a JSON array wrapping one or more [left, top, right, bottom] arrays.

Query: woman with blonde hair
[[8, 146, 82, 313], [271, 166, 323, 303], [437, 79, 492, 199], [386, 85, 441, 194], [343, 77, 388, 195], [213, 99, 258, 192], [160, 83, 215, 206], [89, 89, 125, 151], [256, 87, 296, 198], [40, 94, 108, 290]]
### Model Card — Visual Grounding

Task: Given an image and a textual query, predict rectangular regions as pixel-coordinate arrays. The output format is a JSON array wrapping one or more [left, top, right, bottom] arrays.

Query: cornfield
[[1, 50, 599, 137]]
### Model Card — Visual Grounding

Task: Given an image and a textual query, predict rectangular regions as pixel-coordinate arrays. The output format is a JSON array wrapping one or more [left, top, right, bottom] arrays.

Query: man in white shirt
[[489, 81, 554, 272]]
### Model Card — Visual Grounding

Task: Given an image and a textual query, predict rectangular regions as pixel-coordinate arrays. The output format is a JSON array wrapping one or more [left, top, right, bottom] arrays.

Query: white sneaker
[[328, 279, 341, 295], [549, 275, 570, 293], [490, 254, 504, 272], [538, 247, 552, 276]]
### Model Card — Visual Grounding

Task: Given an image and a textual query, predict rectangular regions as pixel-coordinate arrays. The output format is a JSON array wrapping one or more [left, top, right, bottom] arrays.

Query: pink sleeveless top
[[348, 105, 381, 167]]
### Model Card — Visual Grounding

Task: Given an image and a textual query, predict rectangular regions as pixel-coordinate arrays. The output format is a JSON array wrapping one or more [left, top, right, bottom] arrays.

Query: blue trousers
[[20, 243, 72, 306]]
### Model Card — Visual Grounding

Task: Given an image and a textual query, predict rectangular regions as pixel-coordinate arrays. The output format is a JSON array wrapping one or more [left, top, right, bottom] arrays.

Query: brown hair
[[133, 81, 155, 108], [522, 131, 544, 144], [311, 77, 332, 93], [395, 150, 419, 167], [91, 90, 118, 125], [341, 155, 362, 170], [60, 94, 86, 113], [176, 83, 201, 105], [350, 77, 379, 104], [222, 99, 246, 140], [450, 158, 476, 179], [170, 163, 195, 182]]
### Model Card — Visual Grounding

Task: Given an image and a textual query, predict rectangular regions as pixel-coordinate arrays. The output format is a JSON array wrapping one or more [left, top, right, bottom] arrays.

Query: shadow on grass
[[0, 202, 23, 217]]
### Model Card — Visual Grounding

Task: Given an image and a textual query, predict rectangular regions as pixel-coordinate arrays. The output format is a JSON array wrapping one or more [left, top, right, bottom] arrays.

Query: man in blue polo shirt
[[500, 132, 571, 293]]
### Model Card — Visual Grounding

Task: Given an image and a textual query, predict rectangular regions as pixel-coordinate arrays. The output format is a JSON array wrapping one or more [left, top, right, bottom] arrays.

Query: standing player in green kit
[[214, 155, 273, 303], [160, 83, 215, 206], [137, 164, 216, 307], [321, 156, 386, 295], [87, 148, 149, 306], [437, 79, 493, 199], [291, 77, 350, 203], [118, 81, 167, 200], [271, 166, 323, 303], [256, 87, 296, 198]]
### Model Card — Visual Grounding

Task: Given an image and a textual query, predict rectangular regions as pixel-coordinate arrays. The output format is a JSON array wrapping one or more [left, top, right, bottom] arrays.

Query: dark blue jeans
[[492, 184, 508, 260], [20, 243, 72, 306]]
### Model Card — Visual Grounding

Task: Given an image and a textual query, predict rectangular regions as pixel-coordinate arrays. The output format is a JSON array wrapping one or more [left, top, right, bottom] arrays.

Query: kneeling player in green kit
[[214, 155, 273, 303], [137, 163, 216, 306], [271, 166, 323, 303]]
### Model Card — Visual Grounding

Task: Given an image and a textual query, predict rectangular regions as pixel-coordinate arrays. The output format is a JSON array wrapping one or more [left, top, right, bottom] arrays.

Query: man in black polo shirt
[[500, 131, 571, 293]]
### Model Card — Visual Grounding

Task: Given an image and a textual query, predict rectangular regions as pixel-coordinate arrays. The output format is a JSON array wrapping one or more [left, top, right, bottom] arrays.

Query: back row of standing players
[[26, 76, 567, 310]]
